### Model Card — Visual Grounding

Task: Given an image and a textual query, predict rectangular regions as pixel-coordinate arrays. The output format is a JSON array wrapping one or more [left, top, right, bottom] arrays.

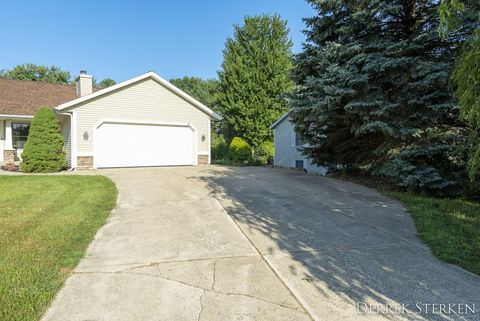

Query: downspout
[[208, 119, 211, 164], [55, 110, 76, 170]]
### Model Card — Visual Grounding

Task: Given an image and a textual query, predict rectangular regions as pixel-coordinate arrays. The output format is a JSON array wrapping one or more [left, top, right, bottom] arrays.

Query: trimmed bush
[[211, 131, 228, 162], [229, 137, 252, 164], [20, 107, 67, 173], [254, 141, 274, 164]]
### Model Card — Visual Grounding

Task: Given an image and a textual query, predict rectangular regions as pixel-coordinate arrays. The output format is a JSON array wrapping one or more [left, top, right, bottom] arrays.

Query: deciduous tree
[[169, 77, 219, 111], [0, 64, 71, 84], [97, 78, 116, 88], [439, 0, 480, 180], [218, 15, 293, 147]]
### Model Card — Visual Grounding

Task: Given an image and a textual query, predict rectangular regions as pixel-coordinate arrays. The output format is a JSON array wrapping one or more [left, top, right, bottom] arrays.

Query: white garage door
[[95, 122, 196, 168]]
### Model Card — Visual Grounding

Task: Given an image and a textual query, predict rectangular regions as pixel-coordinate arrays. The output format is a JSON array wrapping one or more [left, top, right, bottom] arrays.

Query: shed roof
[[270, 109, 293, 129]]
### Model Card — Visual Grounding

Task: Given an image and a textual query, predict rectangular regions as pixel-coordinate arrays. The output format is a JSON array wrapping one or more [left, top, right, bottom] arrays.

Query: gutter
[[55, 110, 76, 170], [0, 114, 34, 119]]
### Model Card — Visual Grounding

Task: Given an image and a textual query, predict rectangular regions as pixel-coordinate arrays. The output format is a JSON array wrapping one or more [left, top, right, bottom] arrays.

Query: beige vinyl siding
[[60, 118, 71, 167], [71, 78, 211, 154]]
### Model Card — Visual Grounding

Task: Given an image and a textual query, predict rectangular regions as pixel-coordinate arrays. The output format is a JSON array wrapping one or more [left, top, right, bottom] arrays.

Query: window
[[295, 131, 304, 147], [12, 123, 30, 149], [295, 160, 304, 169]]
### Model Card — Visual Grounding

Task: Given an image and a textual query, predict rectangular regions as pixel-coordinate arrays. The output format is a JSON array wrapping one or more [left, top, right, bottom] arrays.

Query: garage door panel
[[95, 122, 195, 168]]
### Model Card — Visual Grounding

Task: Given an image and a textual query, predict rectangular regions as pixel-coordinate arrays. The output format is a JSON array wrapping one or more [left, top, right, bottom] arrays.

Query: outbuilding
[[270, 109, 327, 174]]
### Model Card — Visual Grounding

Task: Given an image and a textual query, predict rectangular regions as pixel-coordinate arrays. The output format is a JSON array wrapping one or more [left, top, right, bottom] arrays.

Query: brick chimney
[[76, 70, 93, 97]]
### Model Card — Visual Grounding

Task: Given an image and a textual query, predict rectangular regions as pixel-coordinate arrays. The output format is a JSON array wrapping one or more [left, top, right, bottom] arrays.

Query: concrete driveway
[[42, 166, 480, 321]]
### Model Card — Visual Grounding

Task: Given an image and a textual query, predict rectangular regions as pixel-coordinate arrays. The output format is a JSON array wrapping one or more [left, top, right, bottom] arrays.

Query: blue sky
[[0, 1, 315, 82]]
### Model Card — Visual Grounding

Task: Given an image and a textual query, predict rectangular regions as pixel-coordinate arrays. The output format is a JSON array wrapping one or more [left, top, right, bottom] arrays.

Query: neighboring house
[[270, 110, 327, 175], [0, 71, 222, 169]]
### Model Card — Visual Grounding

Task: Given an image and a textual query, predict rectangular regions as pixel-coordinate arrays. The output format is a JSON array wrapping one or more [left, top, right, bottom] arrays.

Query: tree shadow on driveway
[[189, 166, 480, 321]]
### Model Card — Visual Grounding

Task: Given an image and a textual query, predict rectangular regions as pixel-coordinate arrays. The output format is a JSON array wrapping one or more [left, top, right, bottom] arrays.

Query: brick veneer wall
[[77, 156, 93, 170], [197, 155, 209, 165], [3, 150, 15, 165], [75, 155, 208, 169]]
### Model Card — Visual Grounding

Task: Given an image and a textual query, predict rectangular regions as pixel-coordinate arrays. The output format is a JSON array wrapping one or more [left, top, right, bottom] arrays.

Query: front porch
[[1, 114, 71, 168], [0, 116, 33, 166]]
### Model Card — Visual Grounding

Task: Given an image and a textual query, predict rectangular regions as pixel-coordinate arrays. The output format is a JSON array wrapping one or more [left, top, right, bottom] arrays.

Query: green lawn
[[386, 192, 480, 275], [0, 175, 117, 321]]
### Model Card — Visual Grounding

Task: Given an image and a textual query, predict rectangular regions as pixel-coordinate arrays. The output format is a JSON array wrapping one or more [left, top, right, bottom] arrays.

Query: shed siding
[[273, 117, 327, 175], [72, 78, 211, 154]]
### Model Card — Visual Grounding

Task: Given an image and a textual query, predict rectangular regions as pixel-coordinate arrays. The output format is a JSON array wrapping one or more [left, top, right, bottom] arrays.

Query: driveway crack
[[212, 261, 217, 291], [197, 290, 205, 321], [114, 270, 303, 312]]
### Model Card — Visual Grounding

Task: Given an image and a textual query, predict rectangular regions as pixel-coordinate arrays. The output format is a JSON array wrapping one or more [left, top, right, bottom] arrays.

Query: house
[[0, 71, 222, 169], [270, 110, 327, 175]]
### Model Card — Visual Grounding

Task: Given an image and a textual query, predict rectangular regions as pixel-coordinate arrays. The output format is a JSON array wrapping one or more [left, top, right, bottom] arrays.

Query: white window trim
[[10, 122, 31, 150], [292, 130, 307, 148]]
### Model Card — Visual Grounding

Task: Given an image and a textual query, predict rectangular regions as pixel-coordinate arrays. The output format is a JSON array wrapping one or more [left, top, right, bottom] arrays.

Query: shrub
[[211, 131, 228, 162], [20, 107, 67, 173], [254, 141, 274, 164], [229, 137, 252, 164]]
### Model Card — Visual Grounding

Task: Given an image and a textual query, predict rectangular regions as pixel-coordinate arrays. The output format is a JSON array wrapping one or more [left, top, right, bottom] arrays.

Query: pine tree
[[218, 15, 293, 147], [21, 108, 66, 173], [291, 0, 478, 194]]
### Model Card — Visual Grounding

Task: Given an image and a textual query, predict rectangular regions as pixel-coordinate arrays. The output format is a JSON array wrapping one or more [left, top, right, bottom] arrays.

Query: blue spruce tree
[[291, 0, 479, 194]]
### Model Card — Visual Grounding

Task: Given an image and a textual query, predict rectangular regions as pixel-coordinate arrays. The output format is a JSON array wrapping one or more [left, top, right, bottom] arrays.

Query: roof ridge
[[55, 71, 223, 120], [0, 77, 75, 87]]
